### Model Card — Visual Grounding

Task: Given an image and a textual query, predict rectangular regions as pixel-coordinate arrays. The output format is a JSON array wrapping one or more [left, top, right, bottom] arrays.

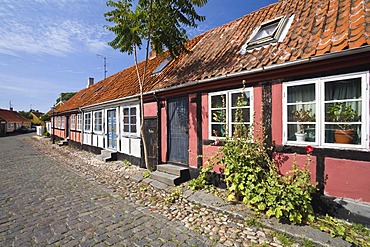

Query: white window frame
[[77, 114, 82, 131], [61, 116, 65, 129], [70, 114, 76, 130], [84, 112, 92, 133], [208, 88, 254, 140], [121, 105, 139, 137], [283, 71, 369, 150], [93, 111, 103, 133]]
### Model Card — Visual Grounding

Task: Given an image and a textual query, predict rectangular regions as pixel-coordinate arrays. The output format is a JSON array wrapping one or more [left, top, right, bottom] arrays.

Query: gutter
[[146, 45, 370, 96], [80, 95, 140, 111]]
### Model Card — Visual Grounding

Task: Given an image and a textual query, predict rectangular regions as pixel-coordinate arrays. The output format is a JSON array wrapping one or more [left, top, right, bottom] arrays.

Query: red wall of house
[[274, 153, 317, 185], [161, 100, 167, 164], [144, 102, 157, 117], [202, 93, 209, 140], [70, 131, 81, 143], [188, 94, 198, 168], [325, 158, 370, 203], [54, 129, 66, 139], [254, 85, 263, 130], [272, 83, 283, 145]]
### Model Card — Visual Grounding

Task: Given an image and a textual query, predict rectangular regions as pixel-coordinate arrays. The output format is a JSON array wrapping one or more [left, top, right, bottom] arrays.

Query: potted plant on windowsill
[[327, 103, 359, 144], [292, 108, 315, 142]]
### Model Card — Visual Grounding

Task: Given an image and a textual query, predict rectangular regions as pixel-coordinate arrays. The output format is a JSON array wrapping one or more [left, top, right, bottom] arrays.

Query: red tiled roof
[[56, 35, 204, 113], [0, 109, 32, 123], [155, 0, 370, 89], [57, 0, 369, 113]]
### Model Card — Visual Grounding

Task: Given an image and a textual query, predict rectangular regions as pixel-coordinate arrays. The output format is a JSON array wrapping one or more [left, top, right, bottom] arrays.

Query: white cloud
[[0, 1, 110, 57]]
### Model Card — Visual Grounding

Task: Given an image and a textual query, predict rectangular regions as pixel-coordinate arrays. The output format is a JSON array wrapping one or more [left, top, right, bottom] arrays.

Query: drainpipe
[[79, 107, 84, 150], [52, 108, 55, 144]]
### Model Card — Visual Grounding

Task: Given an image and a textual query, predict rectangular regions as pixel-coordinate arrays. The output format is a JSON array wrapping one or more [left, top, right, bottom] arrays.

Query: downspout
[[79, 107, 84, 150], [52, 108, 55, 144]]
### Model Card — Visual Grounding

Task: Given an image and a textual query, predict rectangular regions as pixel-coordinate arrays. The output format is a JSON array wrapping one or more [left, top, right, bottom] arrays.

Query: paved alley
[[0, 135, 212, 246]]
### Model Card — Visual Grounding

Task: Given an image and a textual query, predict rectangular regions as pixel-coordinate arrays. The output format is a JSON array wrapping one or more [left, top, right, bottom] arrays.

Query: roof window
[[241, 15, 294, 53], [94, 86, 104, 93], [152, 57, 172, 75]]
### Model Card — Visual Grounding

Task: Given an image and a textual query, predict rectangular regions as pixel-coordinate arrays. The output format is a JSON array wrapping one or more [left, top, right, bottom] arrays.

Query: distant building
[[30, 110, 45, 126], [0, 108, 32, 134]]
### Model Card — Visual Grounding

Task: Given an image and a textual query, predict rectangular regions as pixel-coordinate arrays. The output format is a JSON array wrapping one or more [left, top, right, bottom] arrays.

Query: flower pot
[[334, 129, 355, 144], [295, 132, 306, 142]]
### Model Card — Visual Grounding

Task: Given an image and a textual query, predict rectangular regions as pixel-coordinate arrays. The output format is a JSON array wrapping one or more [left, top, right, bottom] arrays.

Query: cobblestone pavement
[[0, 135, 213, 247]]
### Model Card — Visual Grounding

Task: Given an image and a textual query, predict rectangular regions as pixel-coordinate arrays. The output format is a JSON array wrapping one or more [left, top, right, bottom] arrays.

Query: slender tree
[[104, 0, 207, 170]]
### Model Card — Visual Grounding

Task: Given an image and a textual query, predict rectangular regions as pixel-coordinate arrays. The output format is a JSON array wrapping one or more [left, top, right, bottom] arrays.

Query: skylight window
[[94, 86, 103, 92], [152, 57, 172, 75], [240, 15, 294, 53]]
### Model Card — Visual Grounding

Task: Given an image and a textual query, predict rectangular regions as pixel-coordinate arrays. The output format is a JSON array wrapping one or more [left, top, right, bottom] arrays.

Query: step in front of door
[[151, 171, 181, 186]]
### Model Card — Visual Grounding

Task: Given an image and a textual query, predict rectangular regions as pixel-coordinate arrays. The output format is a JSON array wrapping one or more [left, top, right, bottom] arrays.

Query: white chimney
[[86, 77, 94, 88]]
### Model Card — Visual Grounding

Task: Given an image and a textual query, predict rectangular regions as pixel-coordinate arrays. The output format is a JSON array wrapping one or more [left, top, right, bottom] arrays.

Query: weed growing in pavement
[[312, 214, 370, 246], [272, 232, 294, 246], [139, 187, 147, 192], [165, 188, 182, 203], [123, 160, 131, 167], [142, 171, 150, 179], [188, 163, 212, 191], [302, 239, 315, 247], [244, 215, 262, 228]]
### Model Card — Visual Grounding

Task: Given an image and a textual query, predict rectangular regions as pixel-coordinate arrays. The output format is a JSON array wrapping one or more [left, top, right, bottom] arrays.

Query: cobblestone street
[[0, 135, 212, 246]]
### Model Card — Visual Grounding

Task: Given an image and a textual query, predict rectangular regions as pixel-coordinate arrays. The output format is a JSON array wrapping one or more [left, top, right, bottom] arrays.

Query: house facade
[[53, 0, 370, 205], [0, 108, 32, 133]]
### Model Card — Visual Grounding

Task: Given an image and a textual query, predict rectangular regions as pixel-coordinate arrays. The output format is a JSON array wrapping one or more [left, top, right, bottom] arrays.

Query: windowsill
[[283, 142, 368, 152]]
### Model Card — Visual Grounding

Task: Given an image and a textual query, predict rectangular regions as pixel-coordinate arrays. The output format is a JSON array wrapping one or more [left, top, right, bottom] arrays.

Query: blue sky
[[0, 0, 277, 113]]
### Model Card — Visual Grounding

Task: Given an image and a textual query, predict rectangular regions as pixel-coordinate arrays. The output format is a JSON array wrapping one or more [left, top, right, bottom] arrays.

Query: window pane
[[130, 107, 136, 115], [325, 78, 361, 101], [231, 123, 249, 137], [211, 124, 226, 137], [287, 84, 315, 103], [130, 116, 136, 124], [123, 116, 129, 124], [123, 125, 129, 132], [325, 102, 361, 122], [131, 125, 136, 133], [211, 94, 226, 108], [288, 123, 316, 142], [288, 104, 316, 122], [232, 91, 250, 107], [211, 109, 226, 123], [325, 124, 361, 144], [231, 108, 250, 123], [250, 21, 279, 41], [123, 108, 129, 116]]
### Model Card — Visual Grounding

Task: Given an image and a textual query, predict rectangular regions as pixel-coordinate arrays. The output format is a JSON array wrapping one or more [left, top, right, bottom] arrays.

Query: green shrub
[[208, 92, 316, 224]]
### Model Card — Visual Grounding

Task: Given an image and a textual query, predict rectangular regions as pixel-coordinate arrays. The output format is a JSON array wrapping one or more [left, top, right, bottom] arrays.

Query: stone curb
[[142, 177, 350, 247], [184, 191, 350, 247]]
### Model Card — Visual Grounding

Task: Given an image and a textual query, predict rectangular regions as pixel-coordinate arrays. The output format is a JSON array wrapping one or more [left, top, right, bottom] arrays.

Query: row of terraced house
[[52, 0, 370, 212]]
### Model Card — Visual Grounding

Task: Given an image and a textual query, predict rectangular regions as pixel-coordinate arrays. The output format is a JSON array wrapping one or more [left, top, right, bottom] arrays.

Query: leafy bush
[[188, 164, 212, 191], [207, 91, 317, 224], [215, 123, 316, 224]]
